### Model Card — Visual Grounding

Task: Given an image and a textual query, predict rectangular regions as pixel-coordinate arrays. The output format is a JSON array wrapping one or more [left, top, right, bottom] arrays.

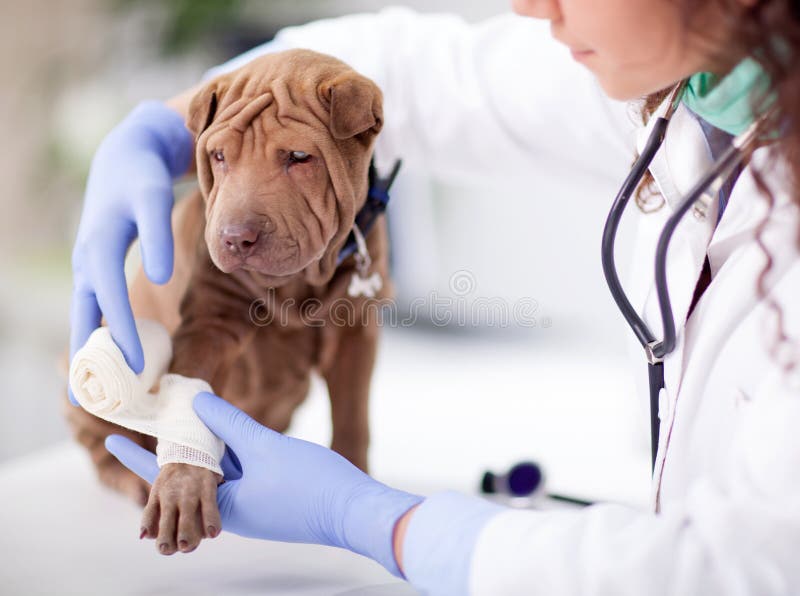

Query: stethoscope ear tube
[[651, 140, 750, 359], [601, 116, 669, 351], [601, 82, 685, 361]]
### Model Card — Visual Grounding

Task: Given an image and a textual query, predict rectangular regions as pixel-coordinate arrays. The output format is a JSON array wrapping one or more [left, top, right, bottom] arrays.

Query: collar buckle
[[337, 158, 402, 265]]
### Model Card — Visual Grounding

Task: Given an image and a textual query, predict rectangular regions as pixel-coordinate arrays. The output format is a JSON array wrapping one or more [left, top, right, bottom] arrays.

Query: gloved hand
[[105, 392, 423, 577], [70, 101, 193, 401]]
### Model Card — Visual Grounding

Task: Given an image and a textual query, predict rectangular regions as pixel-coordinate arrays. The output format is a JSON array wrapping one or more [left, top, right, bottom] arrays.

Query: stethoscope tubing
[[601, 117, 669, 351], [653, 134, 754, 358], [602, 82, 764, 471]]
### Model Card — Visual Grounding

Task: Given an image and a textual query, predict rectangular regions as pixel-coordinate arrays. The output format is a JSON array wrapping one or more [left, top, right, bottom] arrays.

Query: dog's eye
[[289, 151, 311, 164], [212, 150, 225, 163]]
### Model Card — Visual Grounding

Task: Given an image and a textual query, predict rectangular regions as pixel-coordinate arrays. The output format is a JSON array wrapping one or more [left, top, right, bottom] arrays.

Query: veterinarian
[[75, 0, 800, 593]]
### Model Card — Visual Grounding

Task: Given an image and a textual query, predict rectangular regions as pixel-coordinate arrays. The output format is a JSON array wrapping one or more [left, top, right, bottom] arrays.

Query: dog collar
[[336, 158, 402, 265]]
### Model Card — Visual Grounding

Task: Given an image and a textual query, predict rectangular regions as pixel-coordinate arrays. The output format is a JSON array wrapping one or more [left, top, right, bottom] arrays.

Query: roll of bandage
[[69, 319, 171, 416], [69, 320, 224, 475]]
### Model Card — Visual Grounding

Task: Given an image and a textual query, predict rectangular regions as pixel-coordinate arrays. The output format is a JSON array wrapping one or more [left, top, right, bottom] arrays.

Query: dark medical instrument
[[601, 82, 764, 470], [481, 461, 593, 507]]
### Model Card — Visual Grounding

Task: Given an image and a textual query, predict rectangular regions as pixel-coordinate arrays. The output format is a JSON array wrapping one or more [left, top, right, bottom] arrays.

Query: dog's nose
[[221, 224, 261, 258]]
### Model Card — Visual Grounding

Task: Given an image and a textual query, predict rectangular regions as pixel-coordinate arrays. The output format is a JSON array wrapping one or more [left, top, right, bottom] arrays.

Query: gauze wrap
[[69, 319, 225, 476]]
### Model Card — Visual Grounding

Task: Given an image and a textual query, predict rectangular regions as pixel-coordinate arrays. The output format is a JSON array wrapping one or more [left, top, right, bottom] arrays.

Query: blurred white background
[[0, 0, 647, 505]]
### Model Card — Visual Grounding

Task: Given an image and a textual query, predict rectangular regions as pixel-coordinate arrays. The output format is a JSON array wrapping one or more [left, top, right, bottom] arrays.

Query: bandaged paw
[[69, 320, 225, 476], [154, 374, 225, 473]]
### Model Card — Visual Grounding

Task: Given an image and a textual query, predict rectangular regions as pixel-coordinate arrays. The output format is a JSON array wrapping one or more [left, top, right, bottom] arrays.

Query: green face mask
[[681, 57, 773, 136]]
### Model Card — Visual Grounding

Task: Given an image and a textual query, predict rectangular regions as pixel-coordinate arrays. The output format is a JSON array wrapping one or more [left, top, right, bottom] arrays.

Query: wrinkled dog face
[[187, 50, 383, 284]]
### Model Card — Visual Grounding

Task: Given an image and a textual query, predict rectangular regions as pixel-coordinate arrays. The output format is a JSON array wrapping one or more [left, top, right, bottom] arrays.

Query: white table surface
[[0, 444, 417, 596], [0, 327, 650, 595]]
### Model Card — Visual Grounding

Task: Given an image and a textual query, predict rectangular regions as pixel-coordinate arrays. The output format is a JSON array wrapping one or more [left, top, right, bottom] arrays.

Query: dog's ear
[[187, 80, 229, 198], [318, 73, 383, 140], [187, 83, 222, 137]]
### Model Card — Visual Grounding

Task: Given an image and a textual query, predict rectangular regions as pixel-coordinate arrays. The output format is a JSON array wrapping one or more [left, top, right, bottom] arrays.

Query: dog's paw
[[141, 463, 223, 555]]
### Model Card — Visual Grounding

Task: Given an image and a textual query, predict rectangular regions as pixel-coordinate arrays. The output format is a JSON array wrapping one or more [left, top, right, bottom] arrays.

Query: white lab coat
[[225, 8, 800, 594]]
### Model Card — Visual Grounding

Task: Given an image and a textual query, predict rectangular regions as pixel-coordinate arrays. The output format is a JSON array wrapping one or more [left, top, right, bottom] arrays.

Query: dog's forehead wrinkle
[[273, 111, 320, 137], [227, 93, 274, 134], [271, 78, 330, 133], [253, 119, 276, 161], [214, 96, 252, 125], [243, 125, 256, 161]]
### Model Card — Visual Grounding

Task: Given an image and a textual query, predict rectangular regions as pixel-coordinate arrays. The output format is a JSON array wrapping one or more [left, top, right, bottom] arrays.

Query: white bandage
[[69, 320, 225, 476]]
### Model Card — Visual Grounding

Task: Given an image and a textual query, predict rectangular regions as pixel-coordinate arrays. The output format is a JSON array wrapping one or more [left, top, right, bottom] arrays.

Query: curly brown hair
[[637, 0, 800, 368]]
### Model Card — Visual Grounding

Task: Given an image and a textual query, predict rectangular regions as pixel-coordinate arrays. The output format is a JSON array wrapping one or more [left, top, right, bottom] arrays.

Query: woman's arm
[[205, 7, 636, 186]]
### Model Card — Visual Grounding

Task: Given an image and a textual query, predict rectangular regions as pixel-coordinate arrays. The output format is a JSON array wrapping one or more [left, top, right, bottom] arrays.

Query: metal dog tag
[[348, 271, 383, 298], [347, 224, 382, 298]]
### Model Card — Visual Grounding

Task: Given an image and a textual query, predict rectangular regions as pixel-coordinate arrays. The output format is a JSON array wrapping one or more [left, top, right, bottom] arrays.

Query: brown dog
[[64, 49, 391, 554]]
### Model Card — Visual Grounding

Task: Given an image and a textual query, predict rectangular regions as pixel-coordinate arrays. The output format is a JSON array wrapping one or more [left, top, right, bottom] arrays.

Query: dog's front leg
[[168, 266, 258, 383], [143, 267, 257, 554], [320, 323, 379, 473]]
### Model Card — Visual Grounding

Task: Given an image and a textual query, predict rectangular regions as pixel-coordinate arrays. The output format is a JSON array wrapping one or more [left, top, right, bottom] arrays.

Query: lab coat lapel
[[696, 156, 800, 363], [656, 153, 800, 508], [708, 154, 795, 275]]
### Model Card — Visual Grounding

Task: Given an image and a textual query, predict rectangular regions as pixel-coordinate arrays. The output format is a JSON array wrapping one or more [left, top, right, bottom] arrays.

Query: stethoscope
[[601, 81, 766, 471]]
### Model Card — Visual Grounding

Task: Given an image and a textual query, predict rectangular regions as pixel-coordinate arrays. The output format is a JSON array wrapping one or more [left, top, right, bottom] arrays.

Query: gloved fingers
[[220, 446, 243, 480], [135, 187, 175, 285], [105, 435, 159, 484], [193, 392, 276, 463], [89, 231, 145, 374], [216, 480, 238, 525], [68, 286, 103, 406], [69, 285, 102, 360]]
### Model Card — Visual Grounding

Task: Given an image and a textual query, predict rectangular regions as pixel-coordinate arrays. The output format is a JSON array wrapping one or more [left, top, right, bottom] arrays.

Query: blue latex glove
[[69, 101, 193, 397], [105, 392, 423, 577]]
